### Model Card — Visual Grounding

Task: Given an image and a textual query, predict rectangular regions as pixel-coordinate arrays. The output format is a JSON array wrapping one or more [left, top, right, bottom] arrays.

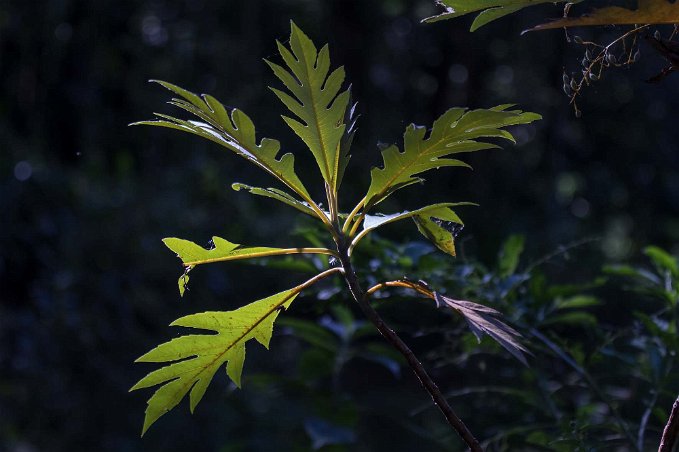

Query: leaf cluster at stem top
[[129, 20, 540, 436]]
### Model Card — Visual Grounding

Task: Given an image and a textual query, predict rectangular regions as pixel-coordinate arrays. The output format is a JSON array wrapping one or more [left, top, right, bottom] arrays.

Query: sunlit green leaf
[[365, 106, 540, 208], [163, 236, 283, 267], [266, 21, 351, 191], [163, 236, 336, 296], [130, 288, 300, 435], [132, 80, 311, 200]]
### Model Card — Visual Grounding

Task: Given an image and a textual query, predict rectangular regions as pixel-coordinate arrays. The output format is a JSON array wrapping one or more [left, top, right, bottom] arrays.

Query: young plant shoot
[[131, 22, 540, 449]]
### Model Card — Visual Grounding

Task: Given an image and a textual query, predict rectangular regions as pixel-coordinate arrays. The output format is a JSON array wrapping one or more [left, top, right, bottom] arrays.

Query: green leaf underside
[[423, 0, 570, 30], [267, 21, 350, 191], [359, 203, 473, 255], [434, 292, 529, 365], [130, 288, 300, 435], [132, 80, 310, 199], [362, 203, 468, 231], [232, 183, 317, 217], [365, 106, 541, 208]]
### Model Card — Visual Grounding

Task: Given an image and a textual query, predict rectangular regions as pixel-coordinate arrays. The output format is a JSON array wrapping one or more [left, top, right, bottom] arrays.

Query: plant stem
[[335, 237, 483, 451], [348, 211, 365, 238], [183, 247, 339, 267], [659, 395, 679, 452], [342, 196, 366, 234]]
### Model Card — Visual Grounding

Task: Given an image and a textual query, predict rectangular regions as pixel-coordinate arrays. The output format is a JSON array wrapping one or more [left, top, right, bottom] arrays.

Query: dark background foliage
[[1, 0, 679, 450]]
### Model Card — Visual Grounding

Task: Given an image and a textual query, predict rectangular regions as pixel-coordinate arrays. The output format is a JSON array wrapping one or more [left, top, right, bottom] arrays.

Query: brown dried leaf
[[434, 292, 530, 365], [528, 0, 679, 32]]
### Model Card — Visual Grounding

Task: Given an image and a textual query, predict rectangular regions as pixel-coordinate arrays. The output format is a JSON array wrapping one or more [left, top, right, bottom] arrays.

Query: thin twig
[[342, 196, 366, 234], [524, 236, 599, 273], [336, 238, 483, 451]]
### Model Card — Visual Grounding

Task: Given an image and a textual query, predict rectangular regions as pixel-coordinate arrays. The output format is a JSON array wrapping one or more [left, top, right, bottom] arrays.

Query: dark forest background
[[2, 0, 679, 451]]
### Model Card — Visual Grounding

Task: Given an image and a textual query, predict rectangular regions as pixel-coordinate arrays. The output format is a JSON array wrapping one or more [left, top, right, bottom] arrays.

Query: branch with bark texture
[[335, 236, 483, 452]]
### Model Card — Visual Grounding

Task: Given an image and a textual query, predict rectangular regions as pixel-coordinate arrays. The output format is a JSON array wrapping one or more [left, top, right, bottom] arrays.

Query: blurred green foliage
[[283, 229, 679, 450], [2, 0, 679, 450]]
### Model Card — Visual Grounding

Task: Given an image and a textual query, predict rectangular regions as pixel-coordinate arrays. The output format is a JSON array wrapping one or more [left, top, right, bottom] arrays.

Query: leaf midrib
[[165, 291, 297, 397], [304, 58, 335, 188], [370, 130, 462, 205]]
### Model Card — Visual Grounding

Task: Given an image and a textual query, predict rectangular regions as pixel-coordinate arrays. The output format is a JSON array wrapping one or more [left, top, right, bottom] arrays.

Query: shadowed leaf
[[232, 183, 317, 218]]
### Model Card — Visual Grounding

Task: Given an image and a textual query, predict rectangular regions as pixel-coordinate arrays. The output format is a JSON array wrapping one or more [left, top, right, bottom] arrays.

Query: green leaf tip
[[268, 21, 352, 191], [131, 288, 301, 434]]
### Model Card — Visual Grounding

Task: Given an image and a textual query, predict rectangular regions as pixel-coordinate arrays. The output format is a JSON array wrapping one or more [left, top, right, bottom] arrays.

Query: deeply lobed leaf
[[133, 80, 311, 201], [266, 22, 351, 191], [365, 105, 541, 209], [130, 288, 300, 435]]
